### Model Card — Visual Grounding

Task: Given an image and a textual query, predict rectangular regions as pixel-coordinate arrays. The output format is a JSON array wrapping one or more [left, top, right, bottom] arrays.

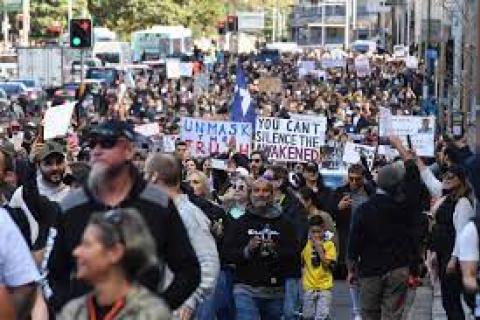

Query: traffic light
[[70, 19, 92, 48], [227, 15, 238, 32]]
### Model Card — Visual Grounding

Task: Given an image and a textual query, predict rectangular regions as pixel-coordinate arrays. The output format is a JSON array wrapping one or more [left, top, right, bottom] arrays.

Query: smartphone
[[406, 134, 412, 150]]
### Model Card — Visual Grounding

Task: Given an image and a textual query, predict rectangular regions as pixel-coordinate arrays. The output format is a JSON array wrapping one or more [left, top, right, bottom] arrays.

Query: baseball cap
[[39, 140, 65, 161], [89, 120, 136, 141]]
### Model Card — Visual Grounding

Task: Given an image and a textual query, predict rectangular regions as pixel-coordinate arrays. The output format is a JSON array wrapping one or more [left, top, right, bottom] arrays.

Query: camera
[[247, 224, 280, 257]]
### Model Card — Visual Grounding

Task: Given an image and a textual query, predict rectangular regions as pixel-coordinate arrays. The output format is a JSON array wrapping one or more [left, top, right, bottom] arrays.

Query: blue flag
[[230, 64, 256, 127]]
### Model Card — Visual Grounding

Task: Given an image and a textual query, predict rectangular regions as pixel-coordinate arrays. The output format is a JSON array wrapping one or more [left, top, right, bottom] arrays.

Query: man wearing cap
[[46, 119, 200, 312], [9, 140, 69, 251], [347, 138, 423, 320]]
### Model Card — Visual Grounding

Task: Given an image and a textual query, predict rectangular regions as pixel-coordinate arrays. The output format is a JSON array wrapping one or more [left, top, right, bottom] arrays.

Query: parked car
[[0, 82, 28, 100]]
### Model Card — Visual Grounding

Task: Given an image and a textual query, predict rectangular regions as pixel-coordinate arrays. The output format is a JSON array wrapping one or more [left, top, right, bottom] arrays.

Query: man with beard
[[9, 140, 69, 252], [46, 119, 200, 312], [223, 178, 297, 320]]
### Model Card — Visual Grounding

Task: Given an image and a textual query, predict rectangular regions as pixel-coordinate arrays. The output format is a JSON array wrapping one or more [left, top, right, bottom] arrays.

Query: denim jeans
[[284, 277, 302, 320], [350, 285, 361, 317], [196, 268, 235, 320], [234, 292, 283, 320]]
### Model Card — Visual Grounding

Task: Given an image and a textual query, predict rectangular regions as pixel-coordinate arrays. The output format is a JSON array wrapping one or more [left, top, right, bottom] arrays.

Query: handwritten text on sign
[[255, 117, 327, 162], [180, 117, 252, 157]]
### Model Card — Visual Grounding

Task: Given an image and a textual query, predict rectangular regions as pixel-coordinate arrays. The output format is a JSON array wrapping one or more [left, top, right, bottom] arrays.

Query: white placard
[[378, 106, 393, 136], [343, 142, 376, 170], [43, 102, 75, 140], [355, 55, 371, 77], [180, 117, 252, 157], [179, 62, 193, 77], [135, 123, 159, 137], [405, 55, 418, 69], [254, 116, 327, 162], [10, 131, 24, 151], [298, 60, 316, 77], [163, 134, 179, 153], [380, 116, 436, 157], [166, 59, 181, 79]]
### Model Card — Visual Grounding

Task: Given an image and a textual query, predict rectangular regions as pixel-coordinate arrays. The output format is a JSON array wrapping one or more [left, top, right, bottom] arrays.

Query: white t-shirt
[[0, 210, 40, 287], [458, 221, 479, 262]]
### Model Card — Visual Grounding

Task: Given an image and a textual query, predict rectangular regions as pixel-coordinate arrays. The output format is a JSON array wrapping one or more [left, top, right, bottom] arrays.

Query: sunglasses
[[88, 136, 119, 149], [250, 158, 261, 163]]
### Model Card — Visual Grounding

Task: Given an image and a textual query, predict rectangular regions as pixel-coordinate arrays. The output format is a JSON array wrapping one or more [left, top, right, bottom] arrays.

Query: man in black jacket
[[347, 137, 423, 320], [264, 164, 308, 320], [223, 177, 297, 320], [46, 120, 200, 311]]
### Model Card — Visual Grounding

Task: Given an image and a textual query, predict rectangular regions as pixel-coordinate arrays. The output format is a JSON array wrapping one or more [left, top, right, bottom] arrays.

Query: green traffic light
[[72, 37, 81, 46]]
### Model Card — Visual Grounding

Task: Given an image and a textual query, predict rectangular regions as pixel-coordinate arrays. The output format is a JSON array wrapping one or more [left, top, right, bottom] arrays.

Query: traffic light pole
[[80, 49, 84, 83]]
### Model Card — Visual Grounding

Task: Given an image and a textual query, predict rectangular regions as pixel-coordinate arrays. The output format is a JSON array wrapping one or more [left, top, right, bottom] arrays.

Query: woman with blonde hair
[[58, 208, 170, 320], [186, 170, 211, 199]]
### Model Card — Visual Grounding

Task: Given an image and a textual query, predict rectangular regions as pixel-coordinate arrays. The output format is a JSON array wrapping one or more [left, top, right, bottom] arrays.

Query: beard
[[88, 160, 129, 192], [41, 169, 64, 186]]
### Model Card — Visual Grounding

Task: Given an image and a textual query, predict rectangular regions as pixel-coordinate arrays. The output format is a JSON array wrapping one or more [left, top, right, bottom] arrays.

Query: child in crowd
[[301, 215, 337, 320]]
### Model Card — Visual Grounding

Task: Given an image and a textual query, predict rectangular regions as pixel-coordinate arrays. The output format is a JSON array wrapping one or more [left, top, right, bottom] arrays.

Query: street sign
[[0, 0, 22, 12]]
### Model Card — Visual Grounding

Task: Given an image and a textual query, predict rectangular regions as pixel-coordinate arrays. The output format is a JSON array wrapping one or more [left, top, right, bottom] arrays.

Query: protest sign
[[255, 116, 327, 162], [163, 134, 179, 152], [321, 57, 346, 69], [298, 60, 316, 77], [405, 55, 418, 69], [379, 116, 435, 157], [180, 117, 252, 157], [354, 55, 371, 77], [135, 123, 159, 137], [311, 69, 326, 81], [378, 106, 393, 136], [10, 131, 24, 151], [179, 62, 193, 77], [257, 77, 282, 93], [342, 142, 376, 170], [166, 59, 180, 79], [44, 102, 75, 140]]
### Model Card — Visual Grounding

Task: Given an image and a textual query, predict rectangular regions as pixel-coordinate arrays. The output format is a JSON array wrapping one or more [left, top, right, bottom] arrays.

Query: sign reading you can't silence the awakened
[[255, 117, 327, 162]]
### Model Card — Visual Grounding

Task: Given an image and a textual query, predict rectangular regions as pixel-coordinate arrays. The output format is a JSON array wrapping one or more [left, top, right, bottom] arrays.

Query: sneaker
[[353, 315, 362, 320]]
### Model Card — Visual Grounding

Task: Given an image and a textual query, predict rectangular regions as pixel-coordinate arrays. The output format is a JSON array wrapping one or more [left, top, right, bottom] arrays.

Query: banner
[[180, 117, 252, 157], [342, 142, 376, 170], [257, 77, 282, 93], [380, 116, 435, 157], [255, 116, 327, 162], [378, 106, 393, 136], [405, 55, 418, 69], [354, 55, 371, 77], [44, 102, 75, 140]]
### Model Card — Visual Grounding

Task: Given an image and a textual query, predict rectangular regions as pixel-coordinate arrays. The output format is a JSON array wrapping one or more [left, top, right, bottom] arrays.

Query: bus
[[131, 25, 192, 62]]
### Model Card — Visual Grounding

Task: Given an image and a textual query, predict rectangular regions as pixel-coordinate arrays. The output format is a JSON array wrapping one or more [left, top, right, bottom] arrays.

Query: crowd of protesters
[[0, 45, 478, 320]]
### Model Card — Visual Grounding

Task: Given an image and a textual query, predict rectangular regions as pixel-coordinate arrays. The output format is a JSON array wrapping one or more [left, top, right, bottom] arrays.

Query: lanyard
[[87, 295, 126, 320]]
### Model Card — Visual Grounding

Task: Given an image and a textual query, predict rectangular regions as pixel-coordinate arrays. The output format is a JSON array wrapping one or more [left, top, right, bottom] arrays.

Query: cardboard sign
[[166, 59, 181, 79], [255, 116, 327, 162], [135, 123, 159, 137], [379, 116, 436, 157], [321, 56, 346, 69], [44, 102, 75, 140], [342, 142, 376, 170], [355, 55, 371, 77], [257, 77, 282, 93], [180, 117, 252, 157]]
